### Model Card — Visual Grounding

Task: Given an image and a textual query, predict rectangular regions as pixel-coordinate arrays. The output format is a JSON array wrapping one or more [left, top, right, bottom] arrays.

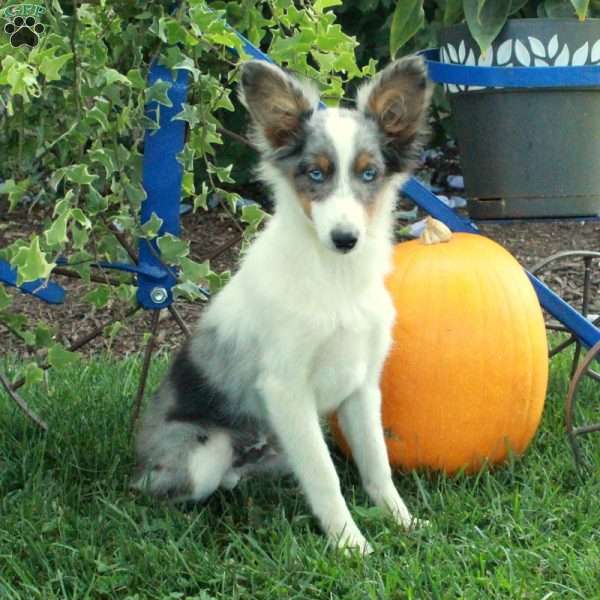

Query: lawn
[[1, 345, 599, 599]]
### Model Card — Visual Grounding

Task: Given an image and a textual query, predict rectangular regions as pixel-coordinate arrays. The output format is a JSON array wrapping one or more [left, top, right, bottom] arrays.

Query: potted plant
[[388, 0, 600, 219]]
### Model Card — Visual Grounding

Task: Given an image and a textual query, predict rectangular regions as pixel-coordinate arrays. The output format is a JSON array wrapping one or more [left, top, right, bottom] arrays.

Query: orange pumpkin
[[333, 218, 548, 474]]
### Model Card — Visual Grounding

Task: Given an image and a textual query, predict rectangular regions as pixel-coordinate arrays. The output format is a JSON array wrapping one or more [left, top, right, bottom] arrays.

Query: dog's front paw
[[328, 522, 373, 556], [335, 530, 373, 556], [401, 516, 430, 531]]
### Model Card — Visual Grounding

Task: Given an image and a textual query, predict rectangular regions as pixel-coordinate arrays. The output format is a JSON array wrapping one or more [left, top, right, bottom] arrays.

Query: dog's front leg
[[337, 385, 418, 529], [259, 376, 371, 554]]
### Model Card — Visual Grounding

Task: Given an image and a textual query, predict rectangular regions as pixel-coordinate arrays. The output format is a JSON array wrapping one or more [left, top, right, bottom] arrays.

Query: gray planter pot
[[439, 19, 600, 219]]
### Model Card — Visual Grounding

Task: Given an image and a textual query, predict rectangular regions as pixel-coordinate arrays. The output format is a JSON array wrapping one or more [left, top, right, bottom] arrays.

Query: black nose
[[331, 230, 358, 252]]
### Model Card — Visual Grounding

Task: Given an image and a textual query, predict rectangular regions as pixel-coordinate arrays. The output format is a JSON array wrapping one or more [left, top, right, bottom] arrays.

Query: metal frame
[[2, 32, 599, 465]]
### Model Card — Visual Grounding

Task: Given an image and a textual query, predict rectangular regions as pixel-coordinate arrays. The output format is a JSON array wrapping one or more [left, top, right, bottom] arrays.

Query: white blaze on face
[[310, 110, 367, 253]]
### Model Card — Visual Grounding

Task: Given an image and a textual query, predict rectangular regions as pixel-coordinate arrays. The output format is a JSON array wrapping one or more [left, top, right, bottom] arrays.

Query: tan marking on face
[[297, 191, 313, 220], [314, 154, 333, 174], [365, 188, 386, 221], [354, 151, 375, 175]]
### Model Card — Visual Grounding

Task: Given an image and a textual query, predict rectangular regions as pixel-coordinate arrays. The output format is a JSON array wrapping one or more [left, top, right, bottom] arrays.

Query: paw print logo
[[4, 15, 45, 48]]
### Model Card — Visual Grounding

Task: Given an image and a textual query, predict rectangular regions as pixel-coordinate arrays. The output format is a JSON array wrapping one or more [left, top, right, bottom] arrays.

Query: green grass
[[1, 346, 600, 599]]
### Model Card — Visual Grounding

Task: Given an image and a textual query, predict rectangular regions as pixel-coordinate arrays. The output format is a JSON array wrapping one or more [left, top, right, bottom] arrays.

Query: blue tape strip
[[420, 48, 600, 88], [0, 260, 65, 304], [136, 64, 189, 310]]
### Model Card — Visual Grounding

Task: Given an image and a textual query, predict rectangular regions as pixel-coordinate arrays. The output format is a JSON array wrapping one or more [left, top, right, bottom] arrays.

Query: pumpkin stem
[[420, 217, 452, 245]]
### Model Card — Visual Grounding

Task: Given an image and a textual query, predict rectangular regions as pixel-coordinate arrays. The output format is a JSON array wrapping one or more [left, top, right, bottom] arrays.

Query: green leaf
[[0, 56, 40, 102], [140, 212, 164, 238], [389, 0, 425, 57], [47, 343, 78, 369], [193, 182, 209, 212], [464, 0, 512, 55], [122, 178, 147, 207], [174, 103, 201, 128], [570, 0, 590, 18], [63, 164, 98, 186], [21, 362, 44, 387], [145, 80, 173, 108], [45, 209, 71, 246], [84, 285, 111, 309], [241, 203, 266, 228], [38, 52, 73, 82], [157, 233, 189, 263], [103, 67, 131, 87], [314, 0, 343, 12], [70, 208, 92, 229], [0, 178, 30, 211], [34, 324, 54, 348], [179, 257, 210, 283], [88, 148, 116, 175], [11, 236, 55, 285], [126, 68, 147, 89]]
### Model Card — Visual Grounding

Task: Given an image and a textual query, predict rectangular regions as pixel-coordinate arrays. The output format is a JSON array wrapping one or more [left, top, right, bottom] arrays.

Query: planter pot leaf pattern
[[442, 35, 600, 92]]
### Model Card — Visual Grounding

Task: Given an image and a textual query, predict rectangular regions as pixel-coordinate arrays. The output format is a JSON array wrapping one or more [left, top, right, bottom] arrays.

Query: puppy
[[132, 55, 432, 554]]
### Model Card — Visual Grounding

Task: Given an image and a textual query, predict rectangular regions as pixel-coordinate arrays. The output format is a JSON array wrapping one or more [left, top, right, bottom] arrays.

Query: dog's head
[[239, 57, 432, 254]]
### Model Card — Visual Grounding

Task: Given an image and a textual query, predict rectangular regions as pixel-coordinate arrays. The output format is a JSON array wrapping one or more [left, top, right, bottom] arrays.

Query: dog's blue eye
[[361, 168, 377, 183], [308, 168, 325, 183]]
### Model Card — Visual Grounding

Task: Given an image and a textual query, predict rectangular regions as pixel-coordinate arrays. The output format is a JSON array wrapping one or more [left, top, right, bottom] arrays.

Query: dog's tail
[[131, 419, 239, 502]]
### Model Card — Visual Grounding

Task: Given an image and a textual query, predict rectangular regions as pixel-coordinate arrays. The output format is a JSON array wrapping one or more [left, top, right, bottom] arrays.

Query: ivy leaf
[[11, 236, 55, 285], [45, 209, 71, 246], [84, 285, 111, 309], [157, 233, 189, 263], [63, 164, 98, 186], [140, 212, 164, 239], [314, 0, 343, 11], [47, 343, 78, 369], [0, 178, 30, 211], [70, 208, 92, 229], [123, 178, 147, 208], [86, 107, 110, 131], [86, 186, 108, 215], [145, 80, 173, 108], [103, 67, 131, 87], [88, 148, 117, 175], [390, 0, 425, 57], [179, 257, 210, 283], [20, 362, 44, 387], [34, 324, 54, 348], [193, 182, 209, 212], [0, 56, 40, 102], [464, 0, 512, 55], [38, 52, 73, 81], [173, 281, 206, 301], [174, 103, 201, 128], [126, 68, 147, 89], [241, 203, 266, 229]]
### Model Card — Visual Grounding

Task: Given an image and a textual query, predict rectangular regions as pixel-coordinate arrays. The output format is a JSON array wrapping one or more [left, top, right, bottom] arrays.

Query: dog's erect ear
[[357, 55, 432, 171], [239, 61, 318, 154]]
